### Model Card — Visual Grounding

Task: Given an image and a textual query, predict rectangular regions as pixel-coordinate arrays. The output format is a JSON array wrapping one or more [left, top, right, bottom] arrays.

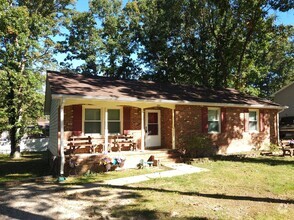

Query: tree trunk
[[9, 126, 21, 158], [7, 72, 21, 158]]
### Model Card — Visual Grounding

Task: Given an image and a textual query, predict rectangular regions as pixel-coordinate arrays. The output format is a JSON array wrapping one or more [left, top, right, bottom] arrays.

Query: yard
[[0, 153, 293, 219]]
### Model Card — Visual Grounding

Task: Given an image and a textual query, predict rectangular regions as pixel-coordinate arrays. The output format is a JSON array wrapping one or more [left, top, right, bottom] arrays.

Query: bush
[[180, 134, 216, 158], [269, 144, 280, 152]]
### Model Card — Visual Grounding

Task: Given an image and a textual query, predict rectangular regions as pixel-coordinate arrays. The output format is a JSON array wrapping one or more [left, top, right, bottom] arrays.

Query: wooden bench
[[111, 135, 137, 152], [91, 137, 105, 153], [282, 147, 294, 157], [68, 136, 93, 154], [280, 140, 294, 157]]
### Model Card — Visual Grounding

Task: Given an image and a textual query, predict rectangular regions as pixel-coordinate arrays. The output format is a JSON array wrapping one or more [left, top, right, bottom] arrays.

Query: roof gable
[[273, 81, 294, 97]]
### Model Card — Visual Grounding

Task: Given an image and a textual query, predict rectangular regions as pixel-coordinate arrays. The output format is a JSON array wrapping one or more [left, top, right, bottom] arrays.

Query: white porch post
[[60, 99, 65, 176], [104, 108, 108, 153], [172, 108, 176, 149], [141, 108, 145, 151]]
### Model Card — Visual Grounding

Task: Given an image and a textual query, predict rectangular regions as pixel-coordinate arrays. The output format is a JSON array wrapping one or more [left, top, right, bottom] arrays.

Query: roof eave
[[51, 94, 287, 110]]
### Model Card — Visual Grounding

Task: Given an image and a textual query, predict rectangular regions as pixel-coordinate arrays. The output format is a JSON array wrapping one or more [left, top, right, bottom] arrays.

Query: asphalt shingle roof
[[47, 70, 282, 108]]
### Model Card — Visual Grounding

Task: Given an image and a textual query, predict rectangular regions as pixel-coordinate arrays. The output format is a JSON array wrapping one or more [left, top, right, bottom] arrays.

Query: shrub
[[269, 144, 280, 152], [180, 134, 216, 158]]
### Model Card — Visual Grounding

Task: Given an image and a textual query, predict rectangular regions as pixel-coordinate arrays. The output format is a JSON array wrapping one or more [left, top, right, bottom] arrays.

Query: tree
[[132, 0, 293, 93], [57, 0, 142, 79], [57, 0, 293, 96], [0, 0, 73, 157]]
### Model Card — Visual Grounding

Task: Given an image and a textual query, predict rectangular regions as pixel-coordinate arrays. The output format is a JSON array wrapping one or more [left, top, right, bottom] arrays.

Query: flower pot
[[105, 163, 111, 172]]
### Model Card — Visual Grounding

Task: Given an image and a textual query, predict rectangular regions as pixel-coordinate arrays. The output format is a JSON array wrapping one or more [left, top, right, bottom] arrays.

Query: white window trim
[[208, 107, 221, 134], [248, 109, 259, 133], [107, 108, 123, 135], [83, 106, 102, 136], [82, 106, 123, 136]]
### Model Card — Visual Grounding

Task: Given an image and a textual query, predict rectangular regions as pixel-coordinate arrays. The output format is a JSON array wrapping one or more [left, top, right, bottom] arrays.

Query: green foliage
[[57, 0, 293, 97], [0, 0, 73, 156], [269, 143, 280, 152], [181, 134, 216, 158], [57, 0, 142, 78]]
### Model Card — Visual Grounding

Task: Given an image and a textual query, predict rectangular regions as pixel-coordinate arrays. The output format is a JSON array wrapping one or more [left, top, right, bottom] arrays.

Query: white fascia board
[[51, 94, 287, 110]]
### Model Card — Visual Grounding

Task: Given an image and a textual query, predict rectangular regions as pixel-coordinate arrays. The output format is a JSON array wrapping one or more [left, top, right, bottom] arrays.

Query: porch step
[[64, 149, 182, 175], [109, 149, 182, 169]]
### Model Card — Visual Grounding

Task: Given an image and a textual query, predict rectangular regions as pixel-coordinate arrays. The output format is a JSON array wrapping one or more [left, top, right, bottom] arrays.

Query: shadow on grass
[[0, 205, 53, 220], [58, 180, 294, 205], [211, 155, 294, 166], [0, 152, 50, 183]]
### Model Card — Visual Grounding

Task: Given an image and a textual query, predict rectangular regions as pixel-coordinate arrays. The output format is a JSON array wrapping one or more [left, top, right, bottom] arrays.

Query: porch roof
[[45, 70, 285, 112]]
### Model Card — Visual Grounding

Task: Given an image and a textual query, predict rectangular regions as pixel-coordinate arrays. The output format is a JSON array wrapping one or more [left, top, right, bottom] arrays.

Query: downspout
[[59, 98, 66, 181]]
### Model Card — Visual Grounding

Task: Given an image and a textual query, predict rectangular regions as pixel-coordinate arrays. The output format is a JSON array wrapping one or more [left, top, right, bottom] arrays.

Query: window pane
[[249, 111, 257, 121], [208, 121, 219, 132], [108, 109, 120, 120], [148, 113, 158, 123], [148, 124, 158, 135], [108, 122, 120, 134], [84, 122, 101, 134], [208, 110, 218, 121], [249, 122, 257, 131], [85, 109, 100, 120]]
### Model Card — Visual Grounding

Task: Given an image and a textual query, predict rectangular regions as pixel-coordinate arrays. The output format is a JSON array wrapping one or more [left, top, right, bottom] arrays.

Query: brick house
[[45, 71, 286, 161]]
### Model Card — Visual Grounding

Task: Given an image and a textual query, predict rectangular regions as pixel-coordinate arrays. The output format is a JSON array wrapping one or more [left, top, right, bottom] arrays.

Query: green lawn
[[0, 152, 169, 186], [1, 152, 293, 219], [104, 156, 294, 220], [0, 151, 50, 184]]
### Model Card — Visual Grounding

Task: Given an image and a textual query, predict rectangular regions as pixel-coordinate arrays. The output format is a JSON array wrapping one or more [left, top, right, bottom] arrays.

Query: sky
[[74, 0, 294, 25], [53, 1, 294, 69]]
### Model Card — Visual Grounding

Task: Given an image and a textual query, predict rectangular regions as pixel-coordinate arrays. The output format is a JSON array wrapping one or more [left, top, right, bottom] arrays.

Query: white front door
[[145, 110, 161, 147]]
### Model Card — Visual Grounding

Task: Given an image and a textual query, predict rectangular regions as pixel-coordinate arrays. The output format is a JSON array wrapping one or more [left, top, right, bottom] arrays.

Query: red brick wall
[[175, 105, 278, 153], [129, 107, 141, 130], [175, 105, 202, 147], [161, 108, 172, 148], [62, 104, 278, 153]]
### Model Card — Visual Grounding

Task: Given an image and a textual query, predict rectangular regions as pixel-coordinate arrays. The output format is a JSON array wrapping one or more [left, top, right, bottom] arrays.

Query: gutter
[[51, 94, 287, 110]]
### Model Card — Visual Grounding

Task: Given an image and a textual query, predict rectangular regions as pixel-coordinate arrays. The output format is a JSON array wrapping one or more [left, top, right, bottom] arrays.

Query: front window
[[84, 109, 101, 134], [108, 109, 121, 134], [249, 110, 258, 131], [208, 109, 220, 133]]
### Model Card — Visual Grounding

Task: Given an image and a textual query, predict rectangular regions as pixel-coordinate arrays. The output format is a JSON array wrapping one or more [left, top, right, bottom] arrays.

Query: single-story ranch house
[[45, 71, 286, 174]]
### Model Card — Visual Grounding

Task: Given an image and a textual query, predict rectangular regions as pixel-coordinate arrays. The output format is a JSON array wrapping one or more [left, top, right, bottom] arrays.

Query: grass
[[64, 166, 170, 185], [1, 152, 293, 219], [101, 155, 294, 220], [0, 151, 169, 186], [0, 151, 50, 184]]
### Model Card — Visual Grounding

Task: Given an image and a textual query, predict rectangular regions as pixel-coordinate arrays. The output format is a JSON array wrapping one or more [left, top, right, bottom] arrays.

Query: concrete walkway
[[104, 163, 209, 186]]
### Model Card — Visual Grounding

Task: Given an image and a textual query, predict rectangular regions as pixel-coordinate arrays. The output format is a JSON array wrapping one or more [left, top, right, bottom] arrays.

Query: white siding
[[274, 82, 294, 118], [48, 99, 59, 156]]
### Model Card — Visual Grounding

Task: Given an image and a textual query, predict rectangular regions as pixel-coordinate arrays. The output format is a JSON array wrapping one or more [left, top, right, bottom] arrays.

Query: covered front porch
[[50, 98, 177, 175]]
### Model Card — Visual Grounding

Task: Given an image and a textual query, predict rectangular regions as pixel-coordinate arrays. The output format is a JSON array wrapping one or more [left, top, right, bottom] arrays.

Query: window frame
[[107, 108, 122, 134], [83, 107, 102, 135], [208, 107, 221, 134], [248, 109, 259, 132]]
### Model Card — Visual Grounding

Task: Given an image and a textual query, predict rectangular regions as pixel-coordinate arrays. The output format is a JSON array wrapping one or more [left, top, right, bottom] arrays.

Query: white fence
[[0, 138, 49, 154]]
